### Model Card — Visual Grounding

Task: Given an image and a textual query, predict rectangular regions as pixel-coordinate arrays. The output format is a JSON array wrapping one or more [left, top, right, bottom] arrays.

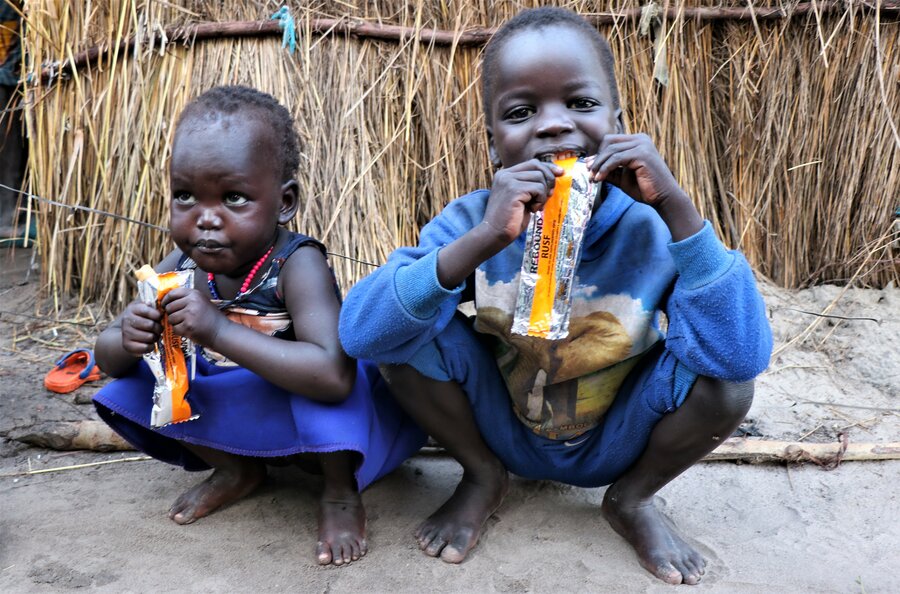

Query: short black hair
[[481, 7, 620, 124], [175, 85, 300, 182]]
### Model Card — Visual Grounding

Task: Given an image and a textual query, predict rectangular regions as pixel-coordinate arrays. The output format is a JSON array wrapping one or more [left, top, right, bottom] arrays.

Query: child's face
[[486, 25, 621, 168], [169, 114, 297, 275]]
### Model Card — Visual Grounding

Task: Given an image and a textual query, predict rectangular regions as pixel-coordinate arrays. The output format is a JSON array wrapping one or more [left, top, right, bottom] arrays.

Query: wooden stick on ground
[[0, 456, 152, 478], [421, 436, 900, 468], [8, 420, 135, 452], [8, 424, 899, 470], [703, 435, 900, 468]]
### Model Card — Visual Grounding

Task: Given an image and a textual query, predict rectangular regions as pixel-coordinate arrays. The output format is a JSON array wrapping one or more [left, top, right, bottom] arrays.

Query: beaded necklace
[[207, 244, 275, 300]]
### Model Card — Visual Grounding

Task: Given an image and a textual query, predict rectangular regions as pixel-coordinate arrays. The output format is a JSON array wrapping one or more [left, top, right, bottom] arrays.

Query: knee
[[378, 363, 424, 402], [377, 363, 407, 387], [693, 376, 754, 423]]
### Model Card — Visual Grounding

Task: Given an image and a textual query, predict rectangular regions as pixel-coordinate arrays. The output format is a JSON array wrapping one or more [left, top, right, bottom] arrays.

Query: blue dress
[[93, 233, 426, 490]]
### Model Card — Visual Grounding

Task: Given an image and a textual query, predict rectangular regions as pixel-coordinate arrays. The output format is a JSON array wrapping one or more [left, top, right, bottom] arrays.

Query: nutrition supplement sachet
[[511, 153, 597, 340], [135, 265, 198, 427]]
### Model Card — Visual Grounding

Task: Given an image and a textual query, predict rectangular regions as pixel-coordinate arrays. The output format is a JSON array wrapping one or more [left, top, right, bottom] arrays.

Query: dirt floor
[[1, 246, 898, 593]]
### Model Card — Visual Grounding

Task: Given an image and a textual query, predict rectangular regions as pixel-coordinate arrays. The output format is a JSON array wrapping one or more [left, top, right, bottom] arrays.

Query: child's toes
[[423, 532, 449, 557], [649, 559, 683, 585], [170, 511, 197, 525], [316, 541, 333, 565], [680, 567, 701, 585], [683, 557, 703, 581], [319, 540, 359, 566], [415, 524, 437, 548], [168, 500, 196, 525], [168, 495, 187, 516], [690, 551, 707, 573], [680, 557, 705, 585], [439, 531, 474, 564], [336, 543, 354, 565]]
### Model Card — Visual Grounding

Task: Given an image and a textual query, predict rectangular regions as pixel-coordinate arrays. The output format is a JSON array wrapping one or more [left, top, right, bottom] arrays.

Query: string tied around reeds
[[270, 6, 297, 54], [0, 181, 381, 268]]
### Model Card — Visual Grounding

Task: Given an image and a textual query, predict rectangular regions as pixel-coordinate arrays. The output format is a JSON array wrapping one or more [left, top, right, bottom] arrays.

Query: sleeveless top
[[94, 231, 427, 486], [176, 232, 331, 367]]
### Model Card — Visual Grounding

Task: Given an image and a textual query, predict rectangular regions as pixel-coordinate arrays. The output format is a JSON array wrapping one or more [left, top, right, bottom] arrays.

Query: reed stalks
[[19, 1, 900, 312]]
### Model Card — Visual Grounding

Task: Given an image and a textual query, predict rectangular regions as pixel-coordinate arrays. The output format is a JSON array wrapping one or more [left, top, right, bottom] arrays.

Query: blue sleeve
[[339, 195, 482, 364], [664, 221, 773, 382]]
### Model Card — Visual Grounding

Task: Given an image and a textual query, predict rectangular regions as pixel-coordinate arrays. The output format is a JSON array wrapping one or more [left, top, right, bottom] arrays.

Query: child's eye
[[503, 106, 533, 121], [570, 98, 599, 110], [173, 192, 196, 205], [224, 193, 249, 206]]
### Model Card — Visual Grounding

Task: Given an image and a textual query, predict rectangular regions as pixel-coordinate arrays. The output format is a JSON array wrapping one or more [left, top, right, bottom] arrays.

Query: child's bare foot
[[602, 487, 706, 585], [168, 461, 266, 525], [416, 461, 508, 563], [316, 490, 367, 566]]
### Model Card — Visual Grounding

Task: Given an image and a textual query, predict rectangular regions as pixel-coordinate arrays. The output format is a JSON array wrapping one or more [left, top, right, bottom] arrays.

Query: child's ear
[[278, 180, 300, 225], [614, 108, 625, 134], [487, 127, 502, 169]]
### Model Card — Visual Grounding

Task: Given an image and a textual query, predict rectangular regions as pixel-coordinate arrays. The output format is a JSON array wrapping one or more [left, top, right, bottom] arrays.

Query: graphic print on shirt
[[473, 268, 662, 439]]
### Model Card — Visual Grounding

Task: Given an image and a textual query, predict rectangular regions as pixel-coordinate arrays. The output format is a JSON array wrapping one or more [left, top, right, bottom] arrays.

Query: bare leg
[[315, 451, 367, 566], [380, 364, 508, 563], [602, 377, 754, 585], [168, 443, 266, 524]]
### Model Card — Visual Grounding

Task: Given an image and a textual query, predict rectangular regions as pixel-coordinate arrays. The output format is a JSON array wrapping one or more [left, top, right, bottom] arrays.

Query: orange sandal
[[44, 349, 102, 394]]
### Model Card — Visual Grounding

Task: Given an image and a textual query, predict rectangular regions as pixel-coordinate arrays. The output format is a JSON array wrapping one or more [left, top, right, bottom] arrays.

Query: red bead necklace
[[207, 244, 275, 300]]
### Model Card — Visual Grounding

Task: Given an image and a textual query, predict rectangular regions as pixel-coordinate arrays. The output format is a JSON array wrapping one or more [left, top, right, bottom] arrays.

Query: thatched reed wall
[[20, 1, 900, 311]]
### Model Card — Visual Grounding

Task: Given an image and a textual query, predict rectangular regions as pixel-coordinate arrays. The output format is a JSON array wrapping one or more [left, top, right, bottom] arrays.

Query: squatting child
[[94, 86, 425, 566], [339, 8, 772, 585]]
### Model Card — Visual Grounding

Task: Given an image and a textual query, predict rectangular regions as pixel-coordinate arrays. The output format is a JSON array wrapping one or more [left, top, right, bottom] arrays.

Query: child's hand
[[588, 134, 688, 208], [120, 300, 163, 356], [484, 159, 564, 243], [161, 287, 226, 347]]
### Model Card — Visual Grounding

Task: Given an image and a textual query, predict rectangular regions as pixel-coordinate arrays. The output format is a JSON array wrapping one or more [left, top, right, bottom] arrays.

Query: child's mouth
[[537, 150, 584, 162], [195, 240, 226, 254]]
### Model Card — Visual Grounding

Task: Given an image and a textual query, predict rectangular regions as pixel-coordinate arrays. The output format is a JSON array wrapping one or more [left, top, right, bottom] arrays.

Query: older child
[[94, 86, 424, 566], [340, 7, 771, 585]]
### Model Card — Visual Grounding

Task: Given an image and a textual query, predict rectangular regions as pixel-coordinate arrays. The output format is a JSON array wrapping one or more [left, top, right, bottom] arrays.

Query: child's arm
[[94, 251, 181, 378], [590, 133, 772, 379], [161, 246, 355, 401], [340, 161, 561, 363], [589, 133, 703, 242], [340, 193, 489, 362], [436, 160, 562, 288], [663, 227, 772, 381]]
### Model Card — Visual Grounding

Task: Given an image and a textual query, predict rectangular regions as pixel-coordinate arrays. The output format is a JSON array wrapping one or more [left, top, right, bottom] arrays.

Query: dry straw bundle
[[20, 0, 900, 312]]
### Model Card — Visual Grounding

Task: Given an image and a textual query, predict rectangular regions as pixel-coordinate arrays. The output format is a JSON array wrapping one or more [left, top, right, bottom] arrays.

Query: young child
[[93, 86, 425, 566], [339, 8, 772, 585]]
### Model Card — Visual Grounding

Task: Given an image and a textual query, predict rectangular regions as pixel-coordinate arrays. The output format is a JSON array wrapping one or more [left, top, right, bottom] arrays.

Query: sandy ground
[[1, 246, 898, 593]]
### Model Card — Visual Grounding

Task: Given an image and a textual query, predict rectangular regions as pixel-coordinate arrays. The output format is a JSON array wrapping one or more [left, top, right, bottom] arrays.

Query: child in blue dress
[[93, 85, 425, 566], [340, 7, 772, 585]]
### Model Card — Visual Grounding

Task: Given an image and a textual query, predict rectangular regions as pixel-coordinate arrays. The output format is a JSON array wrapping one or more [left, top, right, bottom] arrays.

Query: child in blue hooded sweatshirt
[[339, 8, 772, 585]]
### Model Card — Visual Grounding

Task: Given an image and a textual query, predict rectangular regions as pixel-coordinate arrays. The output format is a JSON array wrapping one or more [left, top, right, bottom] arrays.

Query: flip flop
[[44, 349, 102, 393]]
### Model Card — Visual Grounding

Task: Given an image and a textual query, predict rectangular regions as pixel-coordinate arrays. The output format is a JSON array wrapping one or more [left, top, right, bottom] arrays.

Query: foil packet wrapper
[[511, 154, 597, 340], [135, 265, 197, 428]]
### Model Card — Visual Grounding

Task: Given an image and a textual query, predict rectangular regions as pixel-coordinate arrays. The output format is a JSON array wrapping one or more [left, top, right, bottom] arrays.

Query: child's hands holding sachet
[[588, 133, 703, 241]]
